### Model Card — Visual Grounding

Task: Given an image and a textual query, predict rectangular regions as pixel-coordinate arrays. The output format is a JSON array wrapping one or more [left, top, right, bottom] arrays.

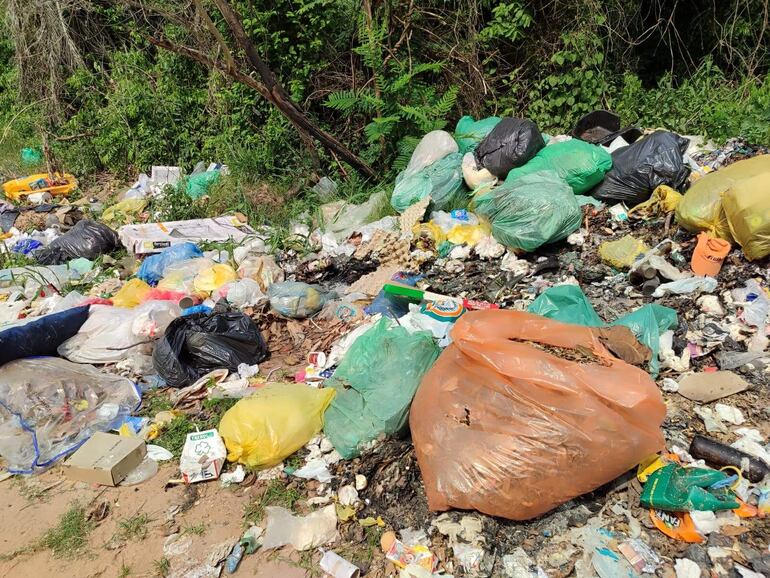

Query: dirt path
[[0, 464, 307, 578]]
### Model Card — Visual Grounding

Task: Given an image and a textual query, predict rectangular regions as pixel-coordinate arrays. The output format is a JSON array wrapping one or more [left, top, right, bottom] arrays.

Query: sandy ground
[[0, 464, 307, 578]]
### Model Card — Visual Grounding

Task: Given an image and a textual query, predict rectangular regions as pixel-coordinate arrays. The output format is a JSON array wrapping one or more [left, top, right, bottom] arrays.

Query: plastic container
[[691, 232, 731, 276]]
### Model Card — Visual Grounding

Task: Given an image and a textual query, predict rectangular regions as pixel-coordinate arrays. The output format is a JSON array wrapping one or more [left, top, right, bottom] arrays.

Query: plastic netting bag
[[34, 220, 120, 265], [219, 383, 336, 468], [528, 284, 678, 377], [455, 116, 502, 154], [676, 155, 770, 243], [391, 152, 466, 213], [410, 310, 666, 520], [58, 301, 181, 364], [473, 170, 582, 251], [504, 139, 612, 194], [0, 357, 141, 473], [137, 242, 203, 286], [593, 131, 690, 207], [473, 117, 545, 178], [152, 310, 268, 388], [323, 318, 440, 458]]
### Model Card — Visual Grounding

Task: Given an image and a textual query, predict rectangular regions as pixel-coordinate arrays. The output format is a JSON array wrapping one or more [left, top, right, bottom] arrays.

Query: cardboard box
[[180, 429, 227, 484], [65, 433, 146, 486]]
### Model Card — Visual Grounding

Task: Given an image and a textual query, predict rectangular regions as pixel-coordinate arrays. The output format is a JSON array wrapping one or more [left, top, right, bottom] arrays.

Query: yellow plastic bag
[[102, 198, 148, 226], [446, 223, 490, 246], [723, 172, 770, 261], [599, 235, 650, 269], [676, 155, 770, 241], [218, 382, 336, 468], [194, 263, 237, 294], [2, 172, 78, 200], [112, 278, 152, 308], [628, 185, 683, 219], [413, 222, 446, 244]]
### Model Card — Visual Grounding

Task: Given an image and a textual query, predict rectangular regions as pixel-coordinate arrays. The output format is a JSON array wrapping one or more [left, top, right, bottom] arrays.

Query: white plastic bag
[[462, 152, 497, 190], [405, 130, 459, 175], [262, 505, 338, 550], [58, 301, 180, 363]]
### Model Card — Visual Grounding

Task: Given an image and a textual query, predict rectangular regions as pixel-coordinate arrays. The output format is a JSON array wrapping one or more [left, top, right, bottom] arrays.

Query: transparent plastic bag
[[156, 257, 215, 294], [58, 302, 180, 363], [324, 318, 440, 458], [268, 281, 332, 319], [0, 357, 141, 473], [391, 152, 466, 213], [137, 242, 203, 286], [410, 310, 666, 520], [194, 263, 237, 294], [218, 382, 335, 468], [237, 255, 285, 292], [219, 278, 265, 307], [404, 130, 459, 175]]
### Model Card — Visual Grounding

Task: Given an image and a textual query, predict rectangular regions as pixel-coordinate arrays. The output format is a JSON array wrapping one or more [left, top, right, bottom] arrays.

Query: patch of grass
[[139, 390, 174, 417], [153, 556, 170, 577], [334, 525, 382, 566], [114, 512, 152, 542], [12, 477, 50, 504], [243, 479, 301, 525], [181, 522, 206, 536], [40, 502, 93, 559], [118, 563, 132, 578], [287, 549, 321, 577], [283, 453, 303, 471], [152, 415, 192, 458]]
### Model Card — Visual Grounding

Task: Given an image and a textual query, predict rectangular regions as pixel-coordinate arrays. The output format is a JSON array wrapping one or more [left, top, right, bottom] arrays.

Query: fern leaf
[[363, 115, 399, 143], [393, 136, 420, 172], [325, 90, 359, 112]]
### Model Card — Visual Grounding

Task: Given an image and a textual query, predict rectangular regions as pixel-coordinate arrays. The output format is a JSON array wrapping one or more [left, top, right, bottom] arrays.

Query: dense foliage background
[[1, 0, 769, 220]]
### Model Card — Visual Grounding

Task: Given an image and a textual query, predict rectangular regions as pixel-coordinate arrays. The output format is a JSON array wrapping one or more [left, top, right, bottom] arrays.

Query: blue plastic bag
[[0, 305, 90, 365], [137, 242, 203, 286], [528, 285, 677, 377]]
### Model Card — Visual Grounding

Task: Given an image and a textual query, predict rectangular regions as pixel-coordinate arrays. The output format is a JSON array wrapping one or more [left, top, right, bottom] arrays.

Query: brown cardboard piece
[[677, 371, 751, 403], [64, 432, 146, 486]]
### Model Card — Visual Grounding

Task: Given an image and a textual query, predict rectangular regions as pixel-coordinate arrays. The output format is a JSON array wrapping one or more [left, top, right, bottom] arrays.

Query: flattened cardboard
[[677, 371, 750, 403], [65, 432, 146, 486]]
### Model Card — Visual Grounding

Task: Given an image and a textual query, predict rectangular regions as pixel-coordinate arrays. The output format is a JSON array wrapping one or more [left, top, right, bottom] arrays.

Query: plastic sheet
[[58, 301, 180, 364], [324, 318, 440, 458], [473, 117, 545, 178], [101, 198, 148, 226], [0, 357, 141, 473], [0, 305, 89, 365], [528, 284, 678, 376], [473, 170, 582, 251], [186, 170, 220, 199], [34, 220, 120, 265], [676, 155, 770, 241], [410, 310, 666, 520], [137, 242, 203, 286], [391, 152, 465, 213], [455, 116, 502, 154], [152, 310, 268, 388], [504, 139, 612, 194], [593, 131, 690, 207], [112, 278, 152, 308], [268, 281, 331, 319], [218, 382, 335, 468]]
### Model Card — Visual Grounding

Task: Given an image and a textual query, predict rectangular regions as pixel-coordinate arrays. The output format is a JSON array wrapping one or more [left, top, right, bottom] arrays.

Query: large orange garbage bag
[[410, 310, 666, 521]]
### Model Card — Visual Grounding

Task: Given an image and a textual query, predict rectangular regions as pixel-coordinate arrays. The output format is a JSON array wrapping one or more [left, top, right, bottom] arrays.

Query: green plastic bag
[[323, 318, 440, 458], [454, 116, 501, 154], [640, 463, 739, 512], [21, 148, 42, 166], [473, 170, 581, 251], [528, 285, 677, 377], [185, 171, 221, 199], [505, 140, 612, 194], [391, 152, 466, 213]]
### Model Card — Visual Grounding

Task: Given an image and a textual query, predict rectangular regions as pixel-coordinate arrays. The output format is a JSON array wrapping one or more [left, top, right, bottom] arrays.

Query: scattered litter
[[262, 504, 338, 550], [677, 370, 750, 402]]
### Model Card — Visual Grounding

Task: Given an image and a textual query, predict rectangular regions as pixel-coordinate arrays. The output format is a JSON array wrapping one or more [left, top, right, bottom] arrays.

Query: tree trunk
[[212, 0, 376, 179]]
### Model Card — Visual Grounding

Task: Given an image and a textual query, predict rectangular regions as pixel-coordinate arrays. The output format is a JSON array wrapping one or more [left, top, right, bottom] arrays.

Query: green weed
[[114, 512, 152, 542], [40, 502, 93, 559], [151, 415, 192, 459], [153, 556, 170, 577], [182, 522, 207, 536], [243, 479, 301, 525], [118, 563, 132, 578]]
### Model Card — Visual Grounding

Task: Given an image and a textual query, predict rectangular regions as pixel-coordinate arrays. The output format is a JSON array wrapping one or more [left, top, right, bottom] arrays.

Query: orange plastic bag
[[410, 310, 666, 521]]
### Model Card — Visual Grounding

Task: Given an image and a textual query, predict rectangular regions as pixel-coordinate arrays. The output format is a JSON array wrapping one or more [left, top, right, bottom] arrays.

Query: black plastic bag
[[35, 219, 120, 265], [473, 117, 545, 178], [152, 311, 268, 388], [592, 131, 690, 207], [0, 305, 89, 365]]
